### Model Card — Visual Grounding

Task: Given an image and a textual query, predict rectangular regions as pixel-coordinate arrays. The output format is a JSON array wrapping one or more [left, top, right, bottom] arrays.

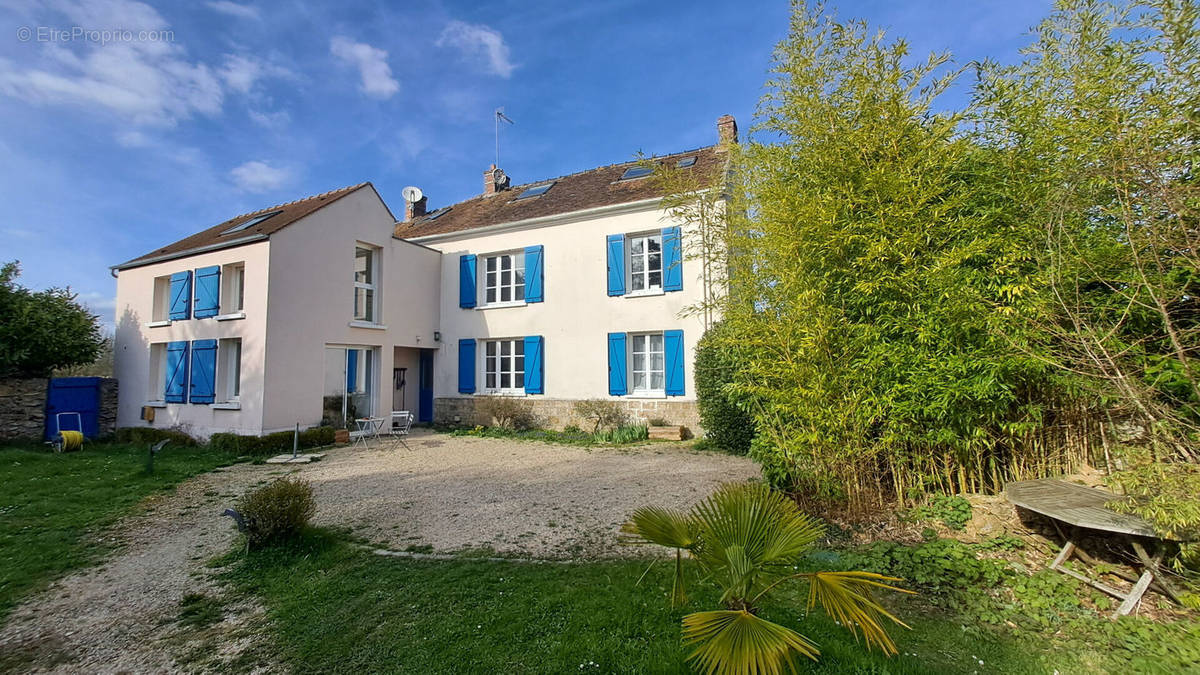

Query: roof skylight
[[676, 156, 697, 168], [619, 166, 654, 180], [516, 182, 554, 200], [426, 207, 452, 220], [222, 210, 281, 235]]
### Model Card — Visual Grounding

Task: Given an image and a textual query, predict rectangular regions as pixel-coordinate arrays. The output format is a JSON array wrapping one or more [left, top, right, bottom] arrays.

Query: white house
[[112, 115, 736, 437]]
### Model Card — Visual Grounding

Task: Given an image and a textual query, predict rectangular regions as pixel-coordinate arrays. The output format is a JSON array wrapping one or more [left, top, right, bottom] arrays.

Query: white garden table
[[352, 417, 386, 448]]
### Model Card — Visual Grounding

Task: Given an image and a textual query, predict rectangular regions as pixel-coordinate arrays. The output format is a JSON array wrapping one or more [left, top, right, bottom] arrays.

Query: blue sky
[[0, 0, 1051, 331]]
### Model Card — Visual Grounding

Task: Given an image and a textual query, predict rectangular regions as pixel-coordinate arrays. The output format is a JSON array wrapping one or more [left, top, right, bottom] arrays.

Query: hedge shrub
[[694, 323, 755, 455], [114, 426, 199, 447], [209, 426, 335, 457], [237, 476, 315, 547]]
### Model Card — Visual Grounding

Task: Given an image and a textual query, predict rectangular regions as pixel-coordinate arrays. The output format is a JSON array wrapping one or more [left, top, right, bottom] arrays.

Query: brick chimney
[[717, 114, 738, 147], [404, 195, 427, 221], [483, 164, 511, 195]]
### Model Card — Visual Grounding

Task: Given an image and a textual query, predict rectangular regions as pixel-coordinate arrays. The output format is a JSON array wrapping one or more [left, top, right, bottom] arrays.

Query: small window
[[619, 166, 654, 181], [221, 210, 281, 236], [148, 343, 167, 400], [630, 333, 665, 394], [515, 182, 554, 200], [151, 275, 171, 322], [676, 156, 697, 168], [483, 339, 525, 393], [627, 232, 663, 292], [482, 251, 525, 305], [354, 245, 379, 322], [221, 262, 245, 314], [217, 338, 242, 402]]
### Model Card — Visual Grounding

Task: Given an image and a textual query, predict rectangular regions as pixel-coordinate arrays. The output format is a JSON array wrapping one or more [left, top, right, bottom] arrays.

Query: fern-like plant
[[621, 482, 911, 674]]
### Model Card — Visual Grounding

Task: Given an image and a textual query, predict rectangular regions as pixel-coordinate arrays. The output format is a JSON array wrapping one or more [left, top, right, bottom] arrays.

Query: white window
[[482, 252, 525, 305], [148, 343, 167, 401], [151, 275, 171, 322], [323, 346, 376, 425], [628, 233, 662, 293], [220, 263, 245, 314], [217, 338, 241, 402], [483, 339, 525, 393], [631, 333, 665, 395], [354, 246, 378, 322]]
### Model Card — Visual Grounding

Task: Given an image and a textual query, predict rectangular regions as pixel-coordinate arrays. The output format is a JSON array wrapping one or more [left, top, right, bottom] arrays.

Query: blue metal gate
[[45, 377, 103, 440]]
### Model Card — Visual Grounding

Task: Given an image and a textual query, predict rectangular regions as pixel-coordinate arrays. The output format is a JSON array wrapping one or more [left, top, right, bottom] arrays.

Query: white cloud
[[114, 129, 151, 147], [0, 0, 288, 126], [329, 36, 399, 99], [229, 160, 290, 193], [205, 1, 259, 20], [248, 108, 290, 129], [436, 20, 515, 78]]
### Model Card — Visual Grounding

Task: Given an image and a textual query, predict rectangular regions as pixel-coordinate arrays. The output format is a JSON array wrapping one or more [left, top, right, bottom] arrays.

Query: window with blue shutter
[[458, 339, 476, 393], [168, 271, 192, 320], [664, 329, 685, 396], [459, 254, 477, 308], [662, 226, 683, 292], [189, 339, 217, 404], [607, 332, 627, 395], [524, 335, 544, 394], [164, 341, 189, 403], [524, 245, 544, 303], [193, 266, 221, 318], [606, 235, 626, 296]]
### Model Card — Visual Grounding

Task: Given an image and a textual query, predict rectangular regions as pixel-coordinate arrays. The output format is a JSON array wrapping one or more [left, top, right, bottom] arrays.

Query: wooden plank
[[1006, 479, 1160, 538], [1116, 570, 1154, 616], [1050, 540, 1076, 569]]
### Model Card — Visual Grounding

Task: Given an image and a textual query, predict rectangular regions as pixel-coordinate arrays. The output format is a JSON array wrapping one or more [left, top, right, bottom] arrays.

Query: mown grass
[[222, 529, 1050, 674], [0, 441, 237, 620]]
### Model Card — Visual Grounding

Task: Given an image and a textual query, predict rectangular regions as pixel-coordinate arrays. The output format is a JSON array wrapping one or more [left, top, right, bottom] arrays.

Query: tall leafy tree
[[0, 261, 104, 378]]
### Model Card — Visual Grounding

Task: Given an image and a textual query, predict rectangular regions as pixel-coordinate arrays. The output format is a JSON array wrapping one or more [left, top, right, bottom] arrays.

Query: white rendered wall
[[112, 241, 270, 437], [261, 187, 441, 432], [415, 202, 708, 403]]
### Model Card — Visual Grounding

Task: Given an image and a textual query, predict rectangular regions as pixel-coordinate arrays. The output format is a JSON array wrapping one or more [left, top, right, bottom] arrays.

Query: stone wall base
[[0, 377, 119, 442], [433, 397, 703, 436]]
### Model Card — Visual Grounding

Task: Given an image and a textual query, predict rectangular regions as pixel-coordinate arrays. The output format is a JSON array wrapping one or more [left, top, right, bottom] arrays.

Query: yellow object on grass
[[58, 430, 84, 452]]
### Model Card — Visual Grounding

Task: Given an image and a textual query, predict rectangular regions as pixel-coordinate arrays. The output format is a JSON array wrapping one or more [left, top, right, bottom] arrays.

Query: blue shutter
[[524, 245, 544, 303], [193, 265, 221, 318], [164, 341, 189, 403], [458, 339, 476, 393], [346, 349, 358, 392], [524, 335, 544, 394], [459, 254, 477, 308], [665, 329, 685, 396], [607, 332, 627, 395], [606, 234, 626, 296], [168, 271, 192, 320], [189, 339, 217, 404], [662, 226, 683, 292]]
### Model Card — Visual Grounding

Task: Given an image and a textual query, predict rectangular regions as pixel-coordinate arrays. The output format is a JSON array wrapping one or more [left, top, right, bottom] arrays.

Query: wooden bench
[[1006, 479, 1186, 616]]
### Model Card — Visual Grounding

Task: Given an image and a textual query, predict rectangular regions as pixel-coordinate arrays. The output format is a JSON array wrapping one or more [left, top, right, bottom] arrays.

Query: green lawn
[[223, 530, 1051, 675], [0, 441, 236, 620]]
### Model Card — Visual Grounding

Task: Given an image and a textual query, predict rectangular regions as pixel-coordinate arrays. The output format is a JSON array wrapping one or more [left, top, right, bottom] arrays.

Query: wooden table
[[1006, 479, 1183, 616]]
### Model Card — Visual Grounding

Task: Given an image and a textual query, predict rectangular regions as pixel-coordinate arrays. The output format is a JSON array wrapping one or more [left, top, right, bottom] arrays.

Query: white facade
[[114, 129, 730, 437]]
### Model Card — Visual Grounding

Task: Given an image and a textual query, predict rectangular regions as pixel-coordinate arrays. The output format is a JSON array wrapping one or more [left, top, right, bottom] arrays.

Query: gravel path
[[0, 432, 757, 673]]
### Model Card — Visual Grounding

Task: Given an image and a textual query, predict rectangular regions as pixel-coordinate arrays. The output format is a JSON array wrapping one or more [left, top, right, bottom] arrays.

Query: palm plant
[[621, 482, 911, 674]]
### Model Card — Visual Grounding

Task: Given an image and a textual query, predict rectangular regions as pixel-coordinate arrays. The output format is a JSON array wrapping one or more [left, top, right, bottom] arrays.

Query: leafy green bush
[[476, 397, 538, 431], [572, 399, 627, 433], [114, 426, 199, 447], [843, 539, 1008, 598], [694, 323, 754, 455], [237, 476, 315, 547], [908, 495, 973, 530], [209, 426, 334, 457], [594, 425, 648, 444]]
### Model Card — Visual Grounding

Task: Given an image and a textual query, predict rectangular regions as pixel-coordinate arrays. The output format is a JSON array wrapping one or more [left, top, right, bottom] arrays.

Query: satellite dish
[[401, 186, 424, 203], [491, 168, 509, 189]]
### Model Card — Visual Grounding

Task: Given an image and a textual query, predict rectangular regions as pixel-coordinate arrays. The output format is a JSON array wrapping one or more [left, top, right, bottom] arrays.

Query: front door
[[418, 350, 434, 423]]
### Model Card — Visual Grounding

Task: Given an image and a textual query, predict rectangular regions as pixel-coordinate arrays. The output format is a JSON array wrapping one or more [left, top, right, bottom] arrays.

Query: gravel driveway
[[0, 431, 757, 673]]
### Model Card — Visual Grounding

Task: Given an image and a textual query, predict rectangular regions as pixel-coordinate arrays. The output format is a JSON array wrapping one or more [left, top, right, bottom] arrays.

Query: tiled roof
[[396, 145, 729, 239], [115, 183, 373, 269]]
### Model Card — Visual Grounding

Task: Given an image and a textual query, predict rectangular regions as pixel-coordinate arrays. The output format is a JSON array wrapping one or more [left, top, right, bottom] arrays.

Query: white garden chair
[[387, 410, 414, 449]]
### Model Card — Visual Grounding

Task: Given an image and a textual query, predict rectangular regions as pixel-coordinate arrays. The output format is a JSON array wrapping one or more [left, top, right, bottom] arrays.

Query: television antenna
[[495, 107, 514, 167]]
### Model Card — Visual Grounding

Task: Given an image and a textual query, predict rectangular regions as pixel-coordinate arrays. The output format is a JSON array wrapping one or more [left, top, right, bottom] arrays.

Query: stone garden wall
[[434, 397, 702, 436], [0, 377, 119, 442]]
